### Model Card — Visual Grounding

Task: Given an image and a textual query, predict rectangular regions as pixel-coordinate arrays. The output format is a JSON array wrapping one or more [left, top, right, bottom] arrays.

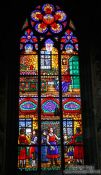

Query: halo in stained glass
[[35, 23, 48, 33], [45, 38, 54, 45], [31, 10, 43, 21], [65, 44, 74, 53], [43, 14, 54, 25], [55, 10, 67, 22], [42, 4, 55, 14], [25, 44, 33, 53], [50, 23, 62, 33]]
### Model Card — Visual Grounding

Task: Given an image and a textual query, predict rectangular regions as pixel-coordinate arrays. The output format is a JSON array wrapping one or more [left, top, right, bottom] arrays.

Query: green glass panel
[[72, 76, 80, 88]]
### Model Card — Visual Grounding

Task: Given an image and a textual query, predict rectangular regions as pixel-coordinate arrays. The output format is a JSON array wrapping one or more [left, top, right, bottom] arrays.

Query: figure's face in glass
[[64, 135, 67, 141], [49, 128, 53, 133], [43, 131, 46, 135], [33, 130, 36, 135]]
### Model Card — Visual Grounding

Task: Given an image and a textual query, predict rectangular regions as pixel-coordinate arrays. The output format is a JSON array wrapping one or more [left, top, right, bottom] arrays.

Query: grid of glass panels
[[18, 3, 84, 173]]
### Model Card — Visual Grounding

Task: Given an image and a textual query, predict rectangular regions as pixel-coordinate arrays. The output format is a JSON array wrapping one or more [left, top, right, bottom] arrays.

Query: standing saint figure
[[46, 127, 60, 167], [69, 127, 84, 165], [41, 130, 48, 162], [29, 129, 38, 167], [18, 128, 30, 168]]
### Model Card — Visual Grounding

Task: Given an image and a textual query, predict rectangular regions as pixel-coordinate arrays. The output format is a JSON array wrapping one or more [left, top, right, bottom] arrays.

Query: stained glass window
[[18, 3, 84, 173]]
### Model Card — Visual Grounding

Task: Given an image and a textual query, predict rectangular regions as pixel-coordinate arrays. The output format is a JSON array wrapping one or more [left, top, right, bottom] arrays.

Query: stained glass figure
[[29, 129, 38, 168], [46, 128, 60, 167], [45, 39, 54, 51], [41, 130, 49, 163], [41, 121, 61, 169], [64, 127, 83, 166]]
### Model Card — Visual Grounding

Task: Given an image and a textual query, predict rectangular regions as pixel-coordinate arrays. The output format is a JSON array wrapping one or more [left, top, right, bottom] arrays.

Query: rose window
[[30, 4, 67, 34]]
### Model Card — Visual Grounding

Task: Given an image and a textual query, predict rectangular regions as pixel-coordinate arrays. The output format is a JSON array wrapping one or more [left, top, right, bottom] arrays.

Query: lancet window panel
[[18, 3, 84, 173]]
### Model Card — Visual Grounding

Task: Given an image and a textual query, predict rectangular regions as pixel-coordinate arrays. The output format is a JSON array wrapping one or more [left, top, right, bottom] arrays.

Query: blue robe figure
[[29, 130, 38, 167], [41, 130, 48, 162]]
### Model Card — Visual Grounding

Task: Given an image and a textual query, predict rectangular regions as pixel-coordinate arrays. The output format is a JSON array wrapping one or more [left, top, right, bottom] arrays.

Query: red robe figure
[[47, 127, 60, 167], [18, 128, 30, 168], [69, 127, 84, 165], [29, 130, 38, 167]]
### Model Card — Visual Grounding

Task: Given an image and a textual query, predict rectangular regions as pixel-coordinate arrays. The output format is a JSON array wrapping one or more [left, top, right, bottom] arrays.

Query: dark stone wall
[[90, 45, 101, 168]]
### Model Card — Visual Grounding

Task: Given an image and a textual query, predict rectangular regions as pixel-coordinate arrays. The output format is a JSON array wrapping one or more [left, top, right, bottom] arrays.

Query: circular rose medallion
[[35, 23, 48, 33], [42, 4, 55, 14], [50, 23, 63, 33], [31, 10, 43, 21], [55, 10, 67, 22], [43, 14, 54, 24]]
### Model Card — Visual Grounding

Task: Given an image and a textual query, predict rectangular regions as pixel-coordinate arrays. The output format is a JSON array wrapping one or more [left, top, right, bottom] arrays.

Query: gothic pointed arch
[[18, 2, 84, 173]]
